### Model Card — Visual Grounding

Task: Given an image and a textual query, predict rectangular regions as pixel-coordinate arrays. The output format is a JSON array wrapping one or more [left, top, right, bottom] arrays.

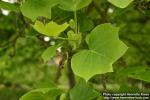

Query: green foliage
[[70, 79, 99, 100], [21, 0, 59, 21], [32, 21, 69, 37], [0, 88, 27, 100], [72, 23, 127, 81], [108, 0, 133, 8], [117, 66, 150, 82], [59, 0, 92, 11], [20, 88, 62, 100], [78, 14, 94, 32], [67, 31, 82, 50], [0, 1, 19, 12], [42, 44, 61, 62], [0, 0, 150, 99]]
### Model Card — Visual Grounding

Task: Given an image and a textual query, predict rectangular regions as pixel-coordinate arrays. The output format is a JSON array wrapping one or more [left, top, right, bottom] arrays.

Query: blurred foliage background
[[0, 0, 150, 100]]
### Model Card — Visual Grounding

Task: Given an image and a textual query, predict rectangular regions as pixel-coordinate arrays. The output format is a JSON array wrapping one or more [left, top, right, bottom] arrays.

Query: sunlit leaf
[[32, 21, 69, 37], [67, 31, 82, 50], [72, 23, 128, 81], [20, 0, 59, 21]]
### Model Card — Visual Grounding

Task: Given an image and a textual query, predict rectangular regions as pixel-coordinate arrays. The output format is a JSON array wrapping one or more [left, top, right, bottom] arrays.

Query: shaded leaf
[[119, 84, 140, 92], [20, 88, 62, 100], [42, 44, 61, 62], [78, 14, 94, 32], [19, 92, 44, 100], [0, 1, 19, 12], [72, 23, 128, 81], [130, 70, 150, 82], [19, 88, 51, 100], [59, 0, 92, 11], [108, 0, 133, 8], [45, 89, 63, 100], [117, 66, 150, 82], [70, 79, 99, 100], [117, 66, 147, 77], [34, 78, 57, 88]]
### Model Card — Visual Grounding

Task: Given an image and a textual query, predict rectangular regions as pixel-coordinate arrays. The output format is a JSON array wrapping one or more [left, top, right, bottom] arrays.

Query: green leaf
[[44, 89, 63, 100], [119, 84, 139, 92], [59, 0, 92, 11], [32, 21, 69, 37], [69, 19, 75, 29], [19, 91, 44, 100], [79, 15, 94, 32], [19, 88, 62, 100], [20, 0, 59, 21], [130, 70, 150, 82], [67, 30, 82, 50], [117, 66, 150, 82], [72, 23, 128, 81], [0, 1, 19, 12], [34, 78, 57, 88], [70, 79, 99, 100], [19, 88, 51, 100], [42, 44, 61, 62], [108, 0, 133, 8], [117, 66, 147, 77], [60, 93, 69, 100]]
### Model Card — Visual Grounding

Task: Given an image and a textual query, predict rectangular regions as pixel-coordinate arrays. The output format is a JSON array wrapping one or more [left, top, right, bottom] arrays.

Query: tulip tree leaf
[[70, 79, 99, 100], [79, 15, 94, 32], [59, 0, 92, 11], [19, 91, 44, 100], [32, 21, 69, 37], [42, 44, 61, 62], [130, 70, 150, 82], [117, 66, 150, 82], [0, 1, 19, 12], [19, 88, 62, 100], [108, 0, 133, 8], [20, 0, 59, 21], [71, 23, 128, 81]]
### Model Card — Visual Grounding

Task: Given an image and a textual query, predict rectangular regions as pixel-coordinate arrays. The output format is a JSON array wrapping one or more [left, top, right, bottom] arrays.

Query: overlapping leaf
[[70, 79, 99, 100], [67, 31, 82, 50], [0, 1, 19, 12], [19, 88, 62, 100], [71, 23, 128, 81], [42, 44, 61, 62], [20, 0, 59, 21], [117, 66, 150, 82], [59, 0, 92, 11], [32, 21, 69, 37], [108, 0, 133, 8]]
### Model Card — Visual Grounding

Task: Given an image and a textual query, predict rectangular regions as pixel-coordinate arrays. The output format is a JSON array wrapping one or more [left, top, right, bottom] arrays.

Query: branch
[[67, 50, 76, 88]]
